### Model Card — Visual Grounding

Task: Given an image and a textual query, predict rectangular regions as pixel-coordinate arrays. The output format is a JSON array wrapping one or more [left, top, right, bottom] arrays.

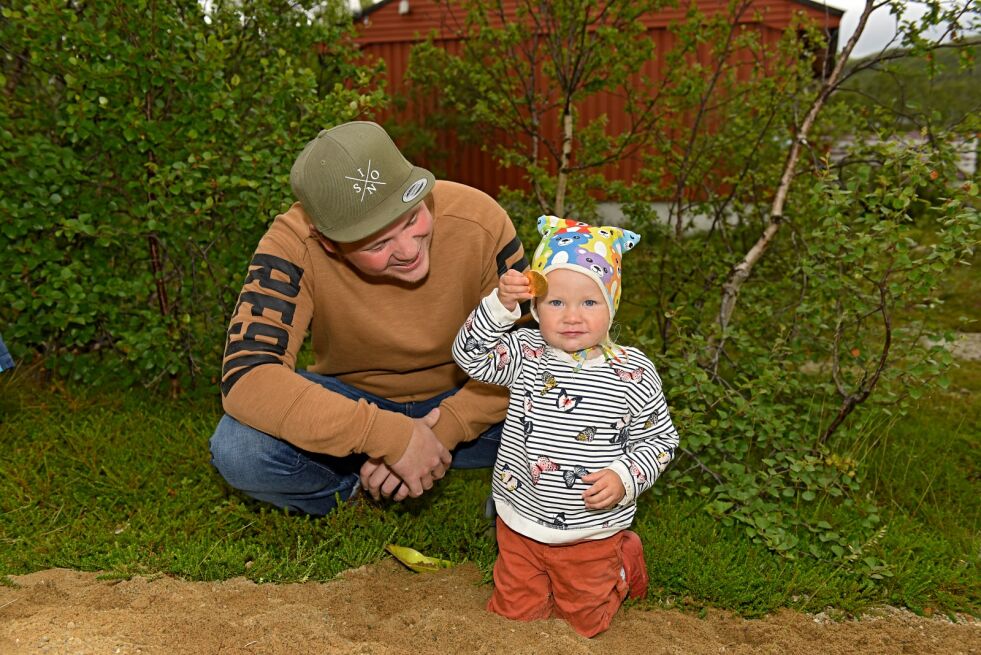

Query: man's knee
[[208, 415, 289, 490], [450, 424, 503, 469], [208, 415, 359, 509]]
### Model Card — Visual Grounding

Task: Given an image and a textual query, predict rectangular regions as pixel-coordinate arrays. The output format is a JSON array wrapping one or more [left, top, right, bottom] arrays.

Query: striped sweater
[[453, 290, 679, 544]]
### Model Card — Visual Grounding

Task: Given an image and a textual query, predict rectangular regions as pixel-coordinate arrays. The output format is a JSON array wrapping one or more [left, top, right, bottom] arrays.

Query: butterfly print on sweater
[[521, 343, 544, 359], [491, 342, 510, 370], [556, 388, 582, 411], [496, 463, 522, 491], [562, 465, 589, 488], [540, 371, 557, 396], [626, 458, 648, 483], [462, 336, 486, 354], [529, 456, 561, 485], [608, 414, 631, 449], [615, 367, 644, 383]]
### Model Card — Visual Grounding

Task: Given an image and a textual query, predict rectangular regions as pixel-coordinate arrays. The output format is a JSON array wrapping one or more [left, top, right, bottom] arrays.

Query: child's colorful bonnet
[[529, 215, 641, 327]]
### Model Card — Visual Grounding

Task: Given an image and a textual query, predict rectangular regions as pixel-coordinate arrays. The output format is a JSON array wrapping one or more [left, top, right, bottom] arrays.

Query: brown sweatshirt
[[220, 181, 527, 465]]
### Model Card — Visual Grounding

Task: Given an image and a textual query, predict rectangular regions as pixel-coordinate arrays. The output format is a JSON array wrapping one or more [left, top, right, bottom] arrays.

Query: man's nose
[[391, 234, 416, 260]]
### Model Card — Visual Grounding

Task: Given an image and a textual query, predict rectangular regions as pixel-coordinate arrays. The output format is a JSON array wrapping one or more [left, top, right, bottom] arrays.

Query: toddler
[[452, 215, 679, 637]]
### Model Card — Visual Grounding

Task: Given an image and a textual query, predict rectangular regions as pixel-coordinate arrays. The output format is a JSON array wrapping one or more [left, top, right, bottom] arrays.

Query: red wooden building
[[352, 0, 843, 197]]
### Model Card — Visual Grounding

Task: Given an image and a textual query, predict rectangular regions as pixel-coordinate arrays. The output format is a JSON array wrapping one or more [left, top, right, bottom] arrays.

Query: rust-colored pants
[[487, 518, 649, 638]]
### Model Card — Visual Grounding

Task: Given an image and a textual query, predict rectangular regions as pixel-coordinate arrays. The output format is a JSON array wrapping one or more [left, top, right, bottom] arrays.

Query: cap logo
[[402, 178, 428, 203], [345, 160, 387, 202]]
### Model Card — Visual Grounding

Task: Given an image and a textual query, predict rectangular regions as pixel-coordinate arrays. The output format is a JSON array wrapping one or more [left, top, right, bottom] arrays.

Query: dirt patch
[[0, 565, 976, 655]]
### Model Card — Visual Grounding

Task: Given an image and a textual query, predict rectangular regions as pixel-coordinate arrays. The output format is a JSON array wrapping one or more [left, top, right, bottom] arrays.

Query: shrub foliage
[[0, 0, 384, 388]]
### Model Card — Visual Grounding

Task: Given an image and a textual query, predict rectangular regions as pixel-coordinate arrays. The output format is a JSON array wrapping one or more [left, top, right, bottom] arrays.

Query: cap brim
[[323, 167, 435, 243]]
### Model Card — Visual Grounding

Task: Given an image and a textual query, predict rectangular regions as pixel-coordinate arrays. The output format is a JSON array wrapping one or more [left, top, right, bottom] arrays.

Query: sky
[[809, 0, 975, 58], [818, 0, 920, 57], [828, 0, 907, 57]]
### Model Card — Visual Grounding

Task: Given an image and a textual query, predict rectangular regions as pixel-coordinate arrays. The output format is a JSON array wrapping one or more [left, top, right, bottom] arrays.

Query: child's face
[[536, 268, 610, 354]]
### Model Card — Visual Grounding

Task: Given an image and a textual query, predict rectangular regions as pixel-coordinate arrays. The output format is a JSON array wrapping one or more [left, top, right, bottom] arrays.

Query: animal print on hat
[[530, 216, 640, 324]]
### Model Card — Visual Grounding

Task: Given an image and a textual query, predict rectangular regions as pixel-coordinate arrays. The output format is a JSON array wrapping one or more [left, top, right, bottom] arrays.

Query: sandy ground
[[0, 564, 977, 655]]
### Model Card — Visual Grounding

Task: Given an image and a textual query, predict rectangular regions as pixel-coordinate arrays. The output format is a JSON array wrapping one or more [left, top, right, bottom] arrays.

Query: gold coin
[[524, 270, 549, 297]]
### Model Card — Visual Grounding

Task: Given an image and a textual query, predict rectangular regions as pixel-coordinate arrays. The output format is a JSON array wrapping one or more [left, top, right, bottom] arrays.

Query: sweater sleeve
[[612, 354, 680, 501], [452, 289, 526, 387], [220, 213, 414, 464]]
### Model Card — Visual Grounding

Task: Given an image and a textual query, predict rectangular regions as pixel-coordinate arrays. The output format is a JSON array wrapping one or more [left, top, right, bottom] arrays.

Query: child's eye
[[583, 300, 598, 307], [548, 299, 563, 307]]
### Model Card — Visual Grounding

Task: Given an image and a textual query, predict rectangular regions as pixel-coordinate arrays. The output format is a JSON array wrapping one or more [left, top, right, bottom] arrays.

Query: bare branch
[[679, 446, 723, 484], [819, 279, 892, 444], [710, 0, 880, 358], [670, 0, 755, 239]]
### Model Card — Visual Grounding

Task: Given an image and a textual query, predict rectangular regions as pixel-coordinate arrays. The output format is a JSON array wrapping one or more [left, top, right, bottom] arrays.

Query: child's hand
[[581, 469, 626, 510], [498, 269, 533, 311]]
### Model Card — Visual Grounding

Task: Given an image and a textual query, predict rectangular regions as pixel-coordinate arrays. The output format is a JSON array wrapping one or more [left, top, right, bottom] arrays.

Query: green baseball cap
[[290, 121, 435, 243]]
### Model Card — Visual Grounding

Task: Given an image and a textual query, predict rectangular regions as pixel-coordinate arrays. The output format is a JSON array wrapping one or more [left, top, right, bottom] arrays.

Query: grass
[[0, 359, 977, 618], [902, 248, 981, 333], [638, 359, 979, 618]]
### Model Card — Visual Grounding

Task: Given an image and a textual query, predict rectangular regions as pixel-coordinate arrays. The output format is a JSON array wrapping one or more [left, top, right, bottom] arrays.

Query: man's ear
[[309, 225, 338, 254]]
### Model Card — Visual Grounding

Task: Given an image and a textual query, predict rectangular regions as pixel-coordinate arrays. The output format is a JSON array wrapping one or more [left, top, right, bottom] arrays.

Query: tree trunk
[[554, 110, 573, 217], [712, 0, 877, 343]]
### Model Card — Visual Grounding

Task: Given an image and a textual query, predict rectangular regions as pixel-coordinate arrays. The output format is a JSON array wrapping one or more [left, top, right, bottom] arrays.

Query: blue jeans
[[0, 333, 13, 372], [209, 370, 502, 515]]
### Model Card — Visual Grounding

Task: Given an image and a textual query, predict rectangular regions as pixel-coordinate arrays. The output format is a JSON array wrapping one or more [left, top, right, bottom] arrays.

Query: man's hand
[[581, 469, 625, 510], [359, 458, 405, 501], [361, 408, 451, 502]]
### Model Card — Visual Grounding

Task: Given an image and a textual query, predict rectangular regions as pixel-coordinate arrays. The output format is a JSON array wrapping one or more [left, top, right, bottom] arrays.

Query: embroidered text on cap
[[345, 160, 387, 202]]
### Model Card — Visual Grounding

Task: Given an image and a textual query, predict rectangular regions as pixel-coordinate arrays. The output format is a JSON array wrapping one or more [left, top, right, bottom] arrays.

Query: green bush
[[0, 0, 385, 389], [620, 132, 978, 560]]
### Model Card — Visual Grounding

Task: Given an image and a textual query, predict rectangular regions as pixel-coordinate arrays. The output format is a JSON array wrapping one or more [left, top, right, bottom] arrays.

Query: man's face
[[324, 202, 434, 283]]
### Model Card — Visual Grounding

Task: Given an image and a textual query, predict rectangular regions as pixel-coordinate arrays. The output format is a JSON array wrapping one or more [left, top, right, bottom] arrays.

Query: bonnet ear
[[537, 215, 563, 237], [615, 228, 641, 254]]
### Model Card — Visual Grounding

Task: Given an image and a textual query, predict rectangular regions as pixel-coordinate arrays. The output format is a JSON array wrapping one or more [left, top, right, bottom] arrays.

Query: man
[[209, 121, 528, 515]]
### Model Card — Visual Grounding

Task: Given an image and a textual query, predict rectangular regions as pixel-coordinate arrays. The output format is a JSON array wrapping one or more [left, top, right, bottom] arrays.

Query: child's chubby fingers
[[500, 270, 531, 293], [582, 483, 617, 510], [582, 476, 612, 502], [581, 469, 625, 510], [498, 270, 533, 304], [501, 268, 528, 284]]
